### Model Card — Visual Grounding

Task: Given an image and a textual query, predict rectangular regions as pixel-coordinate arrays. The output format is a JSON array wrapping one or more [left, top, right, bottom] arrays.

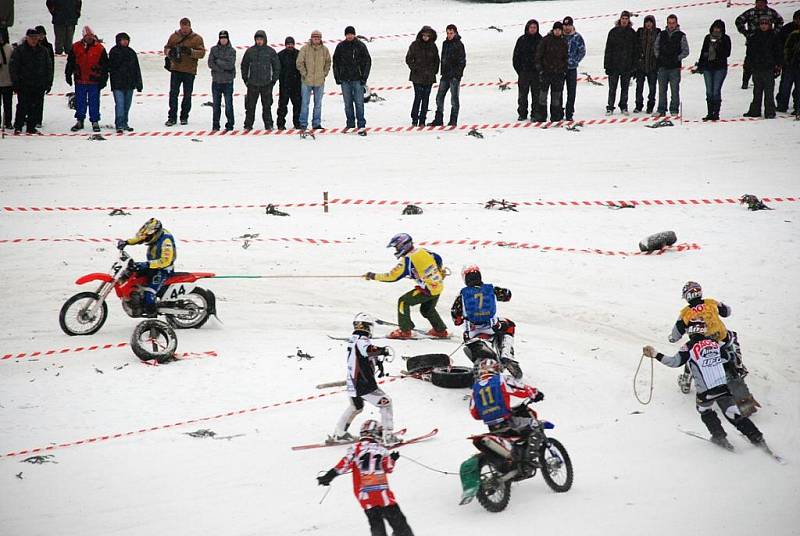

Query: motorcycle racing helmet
[[387, 233, 413, 258], [682, 281, 702, 303], [478, 358, 502, 378], [136, 218, 163, 244], [360, 419, 383, 441], [353, 312, 374, 337], [461, 264, 482, 286]]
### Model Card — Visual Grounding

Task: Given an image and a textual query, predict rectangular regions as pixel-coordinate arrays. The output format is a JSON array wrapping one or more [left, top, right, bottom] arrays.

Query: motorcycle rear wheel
[[130, 320, 178, 363], [539, 437, 574, 493], [476, 458, 511, 512], [165, 289, 210, 329], [59, 291, 108, 336]]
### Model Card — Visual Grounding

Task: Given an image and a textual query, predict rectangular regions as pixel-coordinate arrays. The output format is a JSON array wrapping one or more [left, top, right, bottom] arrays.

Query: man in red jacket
[[65, 25, 107, 132]]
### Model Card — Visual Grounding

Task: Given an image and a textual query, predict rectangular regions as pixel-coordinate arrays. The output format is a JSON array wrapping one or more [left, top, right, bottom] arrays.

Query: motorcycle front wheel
[[476, 457, 511, 512], [130, 320, 178, 363], [59, 291, 108, 336], [539, 437, 574, 493]]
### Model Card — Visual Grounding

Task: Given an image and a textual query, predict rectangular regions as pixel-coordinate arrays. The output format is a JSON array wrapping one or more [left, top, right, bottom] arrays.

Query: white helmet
[[353, 312, 374, 336]]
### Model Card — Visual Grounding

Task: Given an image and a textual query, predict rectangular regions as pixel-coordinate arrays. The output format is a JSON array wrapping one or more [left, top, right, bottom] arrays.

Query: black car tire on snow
[[406, 353, 450, 373], [431, 366, 474, 388]]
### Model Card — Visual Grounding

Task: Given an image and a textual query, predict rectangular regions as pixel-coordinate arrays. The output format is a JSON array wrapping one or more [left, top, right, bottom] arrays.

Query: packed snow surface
[[1, 0, 798, 535]]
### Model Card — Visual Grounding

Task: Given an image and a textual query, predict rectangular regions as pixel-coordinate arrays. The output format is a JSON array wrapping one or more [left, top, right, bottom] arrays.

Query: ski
[[292, 428, 407, 451], [389, 428, 438, 449], [678, 428, 735, 452], [373, 318, 456, 340]]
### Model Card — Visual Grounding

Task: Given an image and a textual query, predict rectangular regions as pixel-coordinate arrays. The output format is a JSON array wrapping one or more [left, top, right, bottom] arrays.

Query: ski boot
[[710, 434, 734, 451], [387, 329, 413, 340], [325, 432, 356, 445], [426, 328, 449, 339], [382, 430, 402, 446]]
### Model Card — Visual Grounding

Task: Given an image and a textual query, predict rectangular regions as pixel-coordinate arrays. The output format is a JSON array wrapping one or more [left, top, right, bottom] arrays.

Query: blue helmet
[[387, 233, 413, 258]]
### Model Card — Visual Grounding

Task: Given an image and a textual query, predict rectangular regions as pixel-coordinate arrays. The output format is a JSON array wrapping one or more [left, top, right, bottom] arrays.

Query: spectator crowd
[[0, 0, 798, 135]]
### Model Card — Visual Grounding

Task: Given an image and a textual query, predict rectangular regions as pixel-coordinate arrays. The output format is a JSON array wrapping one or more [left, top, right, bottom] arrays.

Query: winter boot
[[70, 120, 84, 132], [426, 328, 449, 339], [91, 122, 100, 132], [448, 110, 458, 126], [702, 100, 714, 121], [712, 100, 721, 121], [700, 409, 727, 437], [427, 111, 444, 126], [387, 329, 413, 340]]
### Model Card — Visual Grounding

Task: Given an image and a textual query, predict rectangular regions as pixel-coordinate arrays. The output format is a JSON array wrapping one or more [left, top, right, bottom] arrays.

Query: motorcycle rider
[[117, 218, 176, 316], [451, 265, 521, 378], [643, 319, 765, 450], [469, 359, 544, 468]]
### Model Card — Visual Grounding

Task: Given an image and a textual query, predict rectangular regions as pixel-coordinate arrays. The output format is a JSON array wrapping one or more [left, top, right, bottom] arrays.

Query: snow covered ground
[[1, 0, 799, 535]]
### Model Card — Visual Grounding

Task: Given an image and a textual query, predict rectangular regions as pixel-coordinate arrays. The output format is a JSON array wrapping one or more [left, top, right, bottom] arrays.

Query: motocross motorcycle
[[59, 250, 217, 336], [459, 400, 574, 512]]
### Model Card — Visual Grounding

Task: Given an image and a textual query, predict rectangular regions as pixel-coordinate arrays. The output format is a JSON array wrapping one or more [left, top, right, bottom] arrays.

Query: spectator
[[108, 31, 142, 133], [9, 28, 52, 134], [785, 19, 800, 115], [46, 0, 81, 55], [743, 17, 782, 118], [533, 21, 568, 122], [405, 26, 438, 127], [695, 20, 731, 121], [296, 29, 331, 130], [604, 10, 638, 115], [634, 15, 660, 113], [277, 36, 301, 130], [736, 0, 783, 89], [164, 18, 205, 126], [0, 0, 12, 44], [208, 30, 236, 131], [776, 10, 800, 113], [65, 25, 108, 132], [512, 19, 541, 121], [333, 25, 371, 133], [34, 25, 54, 128], [241, 29, 280, 131], [430, 23, 465, 126], [562, 16, 586, 121], [0, 30, 12, 130], [653, 14, 689, 117]]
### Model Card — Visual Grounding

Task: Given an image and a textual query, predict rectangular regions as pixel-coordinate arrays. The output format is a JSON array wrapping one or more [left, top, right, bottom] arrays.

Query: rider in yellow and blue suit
[[117, 218, 176, 316], [364, 233, 448, 339]]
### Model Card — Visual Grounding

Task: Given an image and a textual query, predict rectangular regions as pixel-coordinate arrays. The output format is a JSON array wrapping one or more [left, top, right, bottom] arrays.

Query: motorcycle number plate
[[163, 282, 195, 300]]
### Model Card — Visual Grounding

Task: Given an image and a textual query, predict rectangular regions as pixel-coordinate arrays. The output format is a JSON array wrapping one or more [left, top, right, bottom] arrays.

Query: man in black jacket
[[333, 25, 371, 133], [604, 10, 638, 115], [653, 14, 689, 117], [241, 29, 280, 130], [277, 36, 301, 130], [776, 10, 800, 113], [33, 25, 53, 128], [430, 24, 465, 126], [46, 0, 81, 55], [9, 28, 52, 134], [744, 17, 783, 118], [736, 0, 784, 89], [108, 32, 142, 133], [512, 19, 541, 121]]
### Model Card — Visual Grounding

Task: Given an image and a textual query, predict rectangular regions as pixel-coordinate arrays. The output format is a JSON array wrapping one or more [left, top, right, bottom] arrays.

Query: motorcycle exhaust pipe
[[156, 307, 196, 315], [497, 469, 519, 482]]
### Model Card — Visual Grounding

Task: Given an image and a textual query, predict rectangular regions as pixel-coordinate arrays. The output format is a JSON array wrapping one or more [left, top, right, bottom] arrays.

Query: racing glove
[[116, 240, 127, 250], [316, 469, 337, 486]]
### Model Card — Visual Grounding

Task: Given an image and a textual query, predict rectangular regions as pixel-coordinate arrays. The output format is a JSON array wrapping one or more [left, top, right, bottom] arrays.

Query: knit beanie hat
[[219, 30, 229, 39], [311, 30, 322, 38], [344, 25, 356, 36], [285, 36, 295, 45], [553, 21, 563, 31], [82, 25, 95, 38]]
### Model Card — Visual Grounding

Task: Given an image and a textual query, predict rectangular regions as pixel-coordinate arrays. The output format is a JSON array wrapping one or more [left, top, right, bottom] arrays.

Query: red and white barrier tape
[[0, 236, 346, 245], [0, 376, 402, 459], [3, 196, 796, 214], [417, 240, 701, 256], [44, 63, 746, 98], [1, 341, 217, 362], [11, 114, 776, 140]]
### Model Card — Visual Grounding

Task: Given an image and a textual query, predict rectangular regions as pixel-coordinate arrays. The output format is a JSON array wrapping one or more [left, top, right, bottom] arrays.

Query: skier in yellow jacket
[[364, 233, 448, 339]]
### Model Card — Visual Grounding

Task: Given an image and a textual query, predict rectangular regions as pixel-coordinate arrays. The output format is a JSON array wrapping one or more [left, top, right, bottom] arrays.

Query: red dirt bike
[[459, 400, 574, 512], [59, 250, 217, 336]]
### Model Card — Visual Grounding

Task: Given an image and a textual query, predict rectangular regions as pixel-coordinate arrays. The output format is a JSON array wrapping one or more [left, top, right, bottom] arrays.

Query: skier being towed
[[644, 318, 765, 450]]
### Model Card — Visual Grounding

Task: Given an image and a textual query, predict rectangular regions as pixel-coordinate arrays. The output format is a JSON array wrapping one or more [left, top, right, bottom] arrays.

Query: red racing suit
[[332, 439, 398, 510]]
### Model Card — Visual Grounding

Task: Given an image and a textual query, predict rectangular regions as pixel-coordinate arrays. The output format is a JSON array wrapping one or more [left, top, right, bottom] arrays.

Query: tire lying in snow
[[431, 366, 474, 388], [130, 319, 178, 363], [406, 353, 450, 373]]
